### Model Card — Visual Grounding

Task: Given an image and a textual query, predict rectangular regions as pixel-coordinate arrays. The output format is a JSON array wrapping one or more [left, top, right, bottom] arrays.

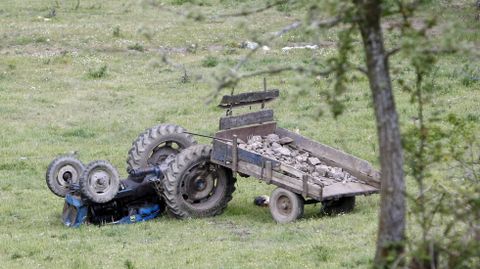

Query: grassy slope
[[0, 1, 478, 268]]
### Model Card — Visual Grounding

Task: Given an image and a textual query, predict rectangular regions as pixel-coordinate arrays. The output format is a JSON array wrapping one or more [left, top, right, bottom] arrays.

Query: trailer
[[205, 88, 381, 223]]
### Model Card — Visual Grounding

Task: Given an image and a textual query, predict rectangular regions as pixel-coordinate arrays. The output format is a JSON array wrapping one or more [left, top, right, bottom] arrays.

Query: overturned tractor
[[46, 87, 380, 226]]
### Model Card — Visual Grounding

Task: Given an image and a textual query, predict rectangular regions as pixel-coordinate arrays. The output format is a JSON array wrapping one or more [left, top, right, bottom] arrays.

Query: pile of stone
[[238, 134, 361, 186]]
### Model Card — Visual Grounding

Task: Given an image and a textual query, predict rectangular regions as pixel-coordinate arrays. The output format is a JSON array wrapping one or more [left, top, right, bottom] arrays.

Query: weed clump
[[112, 26, 121, 37], [87, 65, 107, 79], [127, 43, 145, 52], [170, 0, 195, 5], [124, 259, 135, 269], [201, 56, 218, 68], [10, 253, 22, 260], [15, 36, 48, 45], [461, 65, 479, 87], [63, 128, 96, 138]]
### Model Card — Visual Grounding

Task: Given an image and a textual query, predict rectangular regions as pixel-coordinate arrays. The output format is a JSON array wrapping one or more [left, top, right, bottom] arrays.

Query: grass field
[[0, 1, 478, 268]]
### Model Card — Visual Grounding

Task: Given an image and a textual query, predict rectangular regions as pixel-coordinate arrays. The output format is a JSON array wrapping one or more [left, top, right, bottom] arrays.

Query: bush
[[201, 56, 218, 68], [112, 26, 121, 37], [87, 65, 107, 79], [127, 43, 144, 52]]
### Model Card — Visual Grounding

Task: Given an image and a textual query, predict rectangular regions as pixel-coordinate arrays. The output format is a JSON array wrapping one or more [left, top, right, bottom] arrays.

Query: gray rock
[[332, 167, 343, 173], [308, 157, 321, 166], [248, 135, 263, 144], [242, 40, 259, 50], [278, 136, 294, 145], [328, 171, 345, 179], [295, 152, 309, 162], [275, 146, 291, 156], [271, 142, 281, 150], [266, 134, 280, 144], [315, 165, 329, 176], [250, 142, 263, 149], [298, 164, 309, 172]]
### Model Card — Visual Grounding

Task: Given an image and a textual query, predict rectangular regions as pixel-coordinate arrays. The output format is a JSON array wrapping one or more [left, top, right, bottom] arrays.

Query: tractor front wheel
[[79, 160, 120, 204], [46, 156, 84, 197]]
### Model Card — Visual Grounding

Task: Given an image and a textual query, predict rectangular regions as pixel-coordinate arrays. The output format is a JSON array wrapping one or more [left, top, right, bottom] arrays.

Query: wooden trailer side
[[210, 139, 323, 200]]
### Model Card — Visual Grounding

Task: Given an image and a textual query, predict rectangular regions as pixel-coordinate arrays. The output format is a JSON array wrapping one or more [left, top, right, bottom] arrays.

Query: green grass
[[0, 0, 479, 268]]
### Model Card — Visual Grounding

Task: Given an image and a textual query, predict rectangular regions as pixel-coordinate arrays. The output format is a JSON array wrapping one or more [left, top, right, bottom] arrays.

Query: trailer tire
[[322, 196, 355, 215], [126, 124, 197, 171], [162, 144, 236, 219], [46, 156, 84, 197], [79, 160, 120, 204], [269, 188, 304, 223]]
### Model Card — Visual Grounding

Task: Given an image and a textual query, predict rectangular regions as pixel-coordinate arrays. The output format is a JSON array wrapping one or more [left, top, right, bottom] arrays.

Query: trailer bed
[[211, 123, 380, 201]]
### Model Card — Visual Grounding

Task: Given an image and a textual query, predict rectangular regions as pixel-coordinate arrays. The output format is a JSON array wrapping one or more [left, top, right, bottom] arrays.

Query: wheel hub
[[62, 171, 72, 181], [181, 164, 216, 202], [194, 178, 206, 191], [277, 195, 292, 215], [89, 169, 111, 193], [57, 165, 78, 187]]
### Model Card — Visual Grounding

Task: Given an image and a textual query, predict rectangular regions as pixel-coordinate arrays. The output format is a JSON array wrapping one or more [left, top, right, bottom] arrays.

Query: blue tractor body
[[59, 167, 166, 228]]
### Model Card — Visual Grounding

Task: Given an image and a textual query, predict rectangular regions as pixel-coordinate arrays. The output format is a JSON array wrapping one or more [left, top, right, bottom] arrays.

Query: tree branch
[[387, 47, 401, 58], [356, 65, 368, 74], [309, 16, 344, 29], [238, 65, 333, 79], [272, 21, 302, 37], [161, 53, 194, 83], [217, 65, 334, 91]]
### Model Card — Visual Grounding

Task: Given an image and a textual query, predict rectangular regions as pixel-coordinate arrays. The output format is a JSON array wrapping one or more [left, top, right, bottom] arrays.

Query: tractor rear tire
[[162, 144, 236, 219], [126, 124, 196, 171], [46, 155, 84, 197], [322, 196, 355, 215]]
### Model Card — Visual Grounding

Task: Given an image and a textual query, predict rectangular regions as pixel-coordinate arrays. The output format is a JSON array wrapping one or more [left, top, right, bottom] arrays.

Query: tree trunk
[[353, 0, 406, 267]]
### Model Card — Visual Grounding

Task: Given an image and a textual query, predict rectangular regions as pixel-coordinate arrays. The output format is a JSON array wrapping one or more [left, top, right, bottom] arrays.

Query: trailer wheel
[[322, 196, 356, 215], [269, 188, 304, 223], [126, 124, 197, 171], [162, 144, 236, 218], [46, 156, 84, 197], [79, 160, 120, 203]]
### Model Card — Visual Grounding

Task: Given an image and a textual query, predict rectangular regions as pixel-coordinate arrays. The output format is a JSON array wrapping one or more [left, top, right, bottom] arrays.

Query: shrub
[[87, 65, 107, 79], [127, 43, 144, 52], [201, 56, 218, 68], [112, 26, 120, 37]]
